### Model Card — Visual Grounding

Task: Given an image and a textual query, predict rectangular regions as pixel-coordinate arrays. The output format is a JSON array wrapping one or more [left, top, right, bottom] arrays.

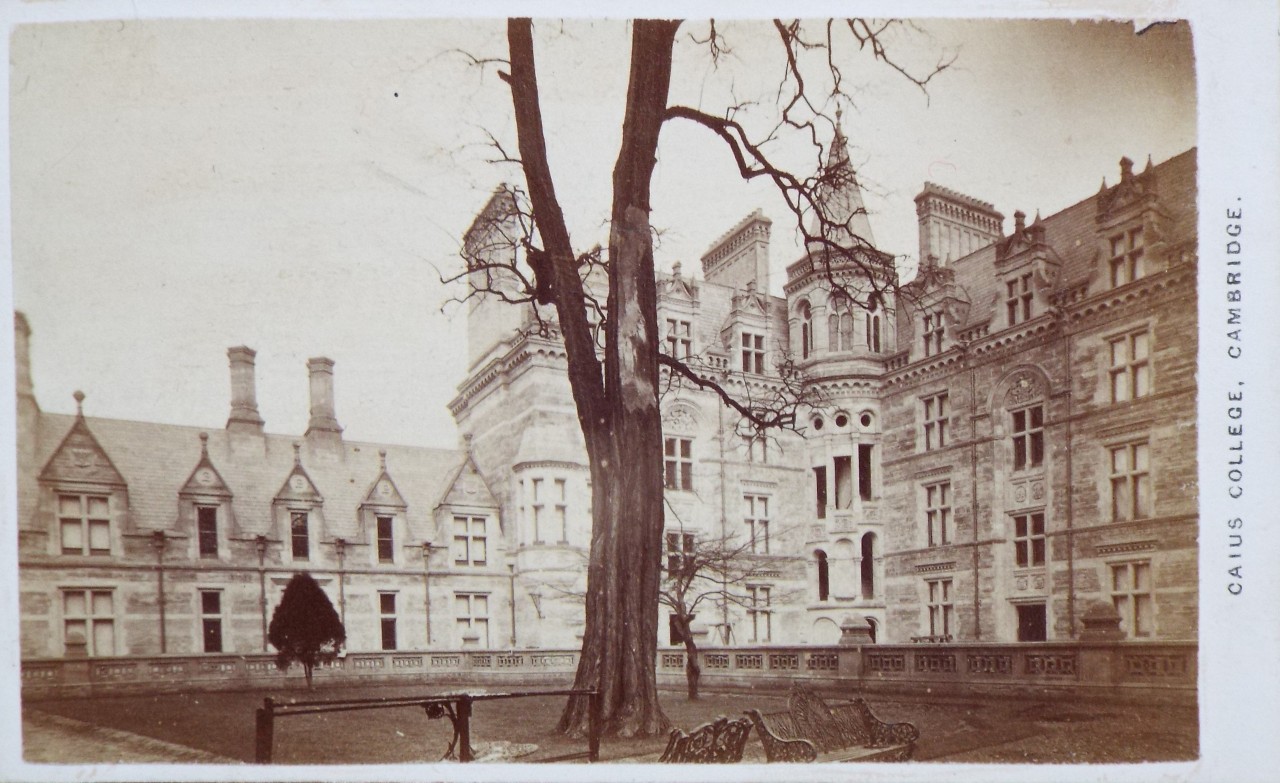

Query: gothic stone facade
[[15, 146, 1197, 663]]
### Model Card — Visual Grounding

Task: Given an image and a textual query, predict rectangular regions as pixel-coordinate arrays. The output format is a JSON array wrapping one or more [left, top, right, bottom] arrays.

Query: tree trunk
[[536, 18, 680, 739], [682, 634, 701, 701], [304, 662, 313, 689]]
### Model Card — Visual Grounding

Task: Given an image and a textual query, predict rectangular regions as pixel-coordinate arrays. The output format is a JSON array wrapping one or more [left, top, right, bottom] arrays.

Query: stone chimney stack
[[14, 312, 39, 473], [305, 357, 342, 449], [226, 347, 265, 435], [1014, 210, 1026, 235]]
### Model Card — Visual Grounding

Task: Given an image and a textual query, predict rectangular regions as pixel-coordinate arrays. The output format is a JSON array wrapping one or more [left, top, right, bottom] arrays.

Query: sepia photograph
[[2, 2, 1277, 781]]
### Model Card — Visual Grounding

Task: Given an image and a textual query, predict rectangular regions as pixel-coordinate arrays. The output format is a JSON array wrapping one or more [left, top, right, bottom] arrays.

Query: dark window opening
[[814, 467, 827, 519], [860, 533, 876, 599], [816, 550, 830, 601], [376, 516, 395, 563], [834, 456, 853, 509], [290, 511, 309, 560], [1017, 603, 1047, 642], [197, 507, 218, 558], [858, 444, 874, 501]]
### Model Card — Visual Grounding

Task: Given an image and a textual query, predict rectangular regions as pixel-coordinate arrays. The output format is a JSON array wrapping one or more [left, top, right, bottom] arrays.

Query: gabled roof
[[178, 433, 232, 499], [25, 412, 464, 541], [38, 393, 126, 488], [361, 449, 408, 509], [438, 453, 499, 510]]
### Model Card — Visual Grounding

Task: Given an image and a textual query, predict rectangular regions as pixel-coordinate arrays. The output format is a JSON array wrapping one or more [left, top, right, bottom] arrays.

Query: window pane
[[665, 439, 675, 457], [89, 520, 110, 552], [91, 591, 113, 615], [1112, 478, 1130, 520], [680, 439, 691, 458], [1133, 332, 1149, 359], [1134, 563, 1151, 590], [204, 618, 223, 653], [1112, 447, 1128, 473], [455, 595, 469, 615], [93, 620, 115, 655], [380, 593, 396, 614], [474, 537, 487, 564], [1013, 410, 1025, 432], [1112, 565, 1129, 591], [1032, 539, 1045, 565], [1135, 365, 1150, 397], [64, 619, 87, 645], [1015, 540, 1028, 566], [59, 495, 82, 516], [1030, 406, 1043, 428], [1030, 432, 1044, 466], [201, 592, 220, 614], [1134, 475, 1150, 517], [64, 591, 86, 616], [1134, 443, 1150, 470], [87, 497, 109, 518], [475, 595, 488, 615], [1135, 594, 1153, 635], [61, 520, 83, 551]]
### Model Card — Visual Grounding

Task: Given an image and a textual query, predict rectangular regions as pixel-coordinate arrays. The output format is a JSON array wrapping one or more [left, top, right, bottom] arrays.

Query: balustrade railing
[[23, 639, 1195, 703]]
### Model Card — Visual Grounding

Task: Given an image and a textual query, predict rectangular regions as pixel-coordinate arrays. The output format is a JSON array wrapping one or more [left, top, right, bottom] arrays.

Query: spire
[[808, 106, 875, 248]]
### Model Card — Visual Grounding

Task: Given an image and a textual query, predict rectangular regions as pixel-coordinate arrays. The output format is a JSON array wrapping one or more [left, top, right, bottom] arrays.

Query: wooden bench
[[657, 715, 754, 763], [746, 685, 919, 762]]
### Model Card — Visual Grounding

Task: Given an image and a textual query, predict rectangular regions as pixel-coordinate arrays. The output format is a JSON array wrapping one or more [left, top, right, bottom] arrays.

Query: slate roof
[[943, 149, 1197, 330], [26, 411, 466, 544]]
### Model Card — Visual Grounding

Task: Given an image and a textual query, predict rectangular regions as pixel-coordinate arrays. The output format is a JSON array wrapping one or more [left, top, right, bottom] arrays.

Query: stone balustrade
[[23, 640, 1194, 704]]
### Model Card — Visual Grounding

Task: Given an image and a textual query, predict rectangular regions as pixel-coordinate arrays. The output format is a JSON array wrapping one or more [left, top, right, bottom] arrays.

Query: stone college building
[[15, 135, 1198, 671]]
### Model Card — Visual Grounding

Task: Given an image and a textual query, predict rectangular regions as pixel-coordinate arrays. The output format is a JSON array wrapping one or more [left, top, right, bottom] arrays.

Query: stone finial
[[73, 390, 85, 416], [379, 449, 388, 470], [1119, 156, 1134, 182], [292, 442, 302, 464], [199, 431, 209, 456], [1013, 210, 1026, 234], [672, 261, 682, 278], [1079, 600, 1125, 641]]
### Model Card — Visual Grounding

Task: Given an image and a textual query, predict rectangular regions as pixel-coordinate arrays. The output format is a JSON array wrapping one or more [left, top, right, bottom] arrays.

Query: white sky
[[10, 17, 1194, 449]]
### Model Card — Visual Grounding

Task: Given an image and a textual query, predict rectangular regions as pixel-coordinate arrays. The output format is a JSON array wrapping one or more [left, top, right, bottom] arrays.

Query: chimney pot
[[226, 346, 265, 435], [305, 357, 342, 446]]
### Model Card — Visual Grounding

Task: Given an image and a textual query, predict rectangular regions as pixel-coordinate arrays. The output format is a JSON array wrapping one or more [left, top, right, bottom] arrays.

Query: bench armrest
[[745, 709, 818, 763]]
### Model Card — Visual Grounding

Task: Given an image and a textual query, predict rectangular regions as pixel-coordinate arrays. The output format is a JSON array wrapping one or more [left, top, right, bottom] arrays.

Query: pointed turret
[[808, 107, 876, 248]]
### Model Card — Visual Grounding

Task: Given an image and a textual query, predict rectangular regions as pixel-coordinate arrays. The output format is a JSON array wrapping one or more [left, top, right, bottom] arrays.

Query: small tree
[[660, 514, 800, 702], [268, 572, 346, 689]]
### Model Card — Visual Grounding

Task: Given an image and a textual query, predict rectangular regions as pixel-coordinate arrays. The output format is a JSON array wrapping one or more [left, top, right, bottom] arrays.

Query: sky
[[9, 17, 1195, 450]]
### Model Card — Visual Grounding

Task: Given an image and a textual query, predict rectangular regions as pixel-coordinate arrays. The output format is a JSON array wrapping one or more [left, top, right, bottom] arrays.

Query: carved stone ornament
[[1005, 372, 1043, 407], [662, 405, 698, 433]]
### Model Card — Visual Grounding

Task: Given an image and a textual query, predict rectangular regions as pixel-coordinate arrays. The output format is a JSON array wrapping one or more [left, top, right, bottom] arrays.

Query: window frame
[[1109, 440, 1152, 522], [665, 531, 695, 573], [744, 494, 770, 554], [452, 515, 489, 566], [1012, 511, 1047, 567], [926, 578, 954, 639], [200, 589, 224, 654], [1011, 404, 1045, 472], [664, 437, 694, 492], [922, 311, 944, 357], [1005, 272, 1034, 326], [454, 592, 490, 648], [58, 493, 112, 556], [665, 318, 692, 360], [289, 510, 310, 561], [747, 584, 772, 643], [925, 481, 952, 547], [62, 587, 115, 657], [1108, 328, 1152, 403], [375, 515, 396, 564], [922, 392, 949, 451], [1110, 560, 1154, 638], [379, 591, 398, 651], [1108, 226, 1146, 288]]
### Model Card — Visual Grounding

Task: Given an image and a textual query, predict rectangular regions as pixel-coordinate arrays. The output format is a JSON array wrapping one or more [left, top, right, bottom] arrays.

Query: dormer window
[[197, 506, 219, 558], [665, 318, 692, 360], [376, 515, 395, 563], [290, 511, 310, 560], [1006, 273, 1033, 326], [59, 494, 111, 556], [1109, 226, 1146, 287], [741, 332, 765, 373], [922, 311, 944, 357]]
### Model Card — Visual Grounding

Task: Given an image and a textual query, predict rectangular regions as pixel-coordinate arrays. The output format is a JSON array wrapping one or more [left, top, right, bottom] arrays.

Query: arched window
[[865, 313, 882, 353], [800, 301, 813, 358], [865, 617, 878, 644], [827, 295, 854, 352], [860, 532, 877, 599], [815, 549, 830, 601]]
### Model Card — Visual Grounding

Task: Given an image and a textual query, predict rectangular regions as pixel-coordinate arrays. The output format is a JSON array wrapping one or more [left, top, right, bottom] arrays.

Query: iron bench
[[745, 684, 918, 762], [658, 715, 754, 763]]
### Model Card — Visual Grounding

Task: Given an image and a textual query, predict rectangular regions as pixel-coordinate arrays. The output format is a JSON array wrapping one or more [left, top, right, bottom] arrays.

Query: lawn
[[25, 683, 1198, 765]]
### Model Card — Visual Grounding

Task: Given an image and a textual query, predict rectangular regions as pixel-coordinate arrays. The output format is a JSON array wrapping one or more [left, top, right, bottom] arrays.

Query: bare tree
[[660, 516, 801, 702], [449, 19, 950, 737]]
